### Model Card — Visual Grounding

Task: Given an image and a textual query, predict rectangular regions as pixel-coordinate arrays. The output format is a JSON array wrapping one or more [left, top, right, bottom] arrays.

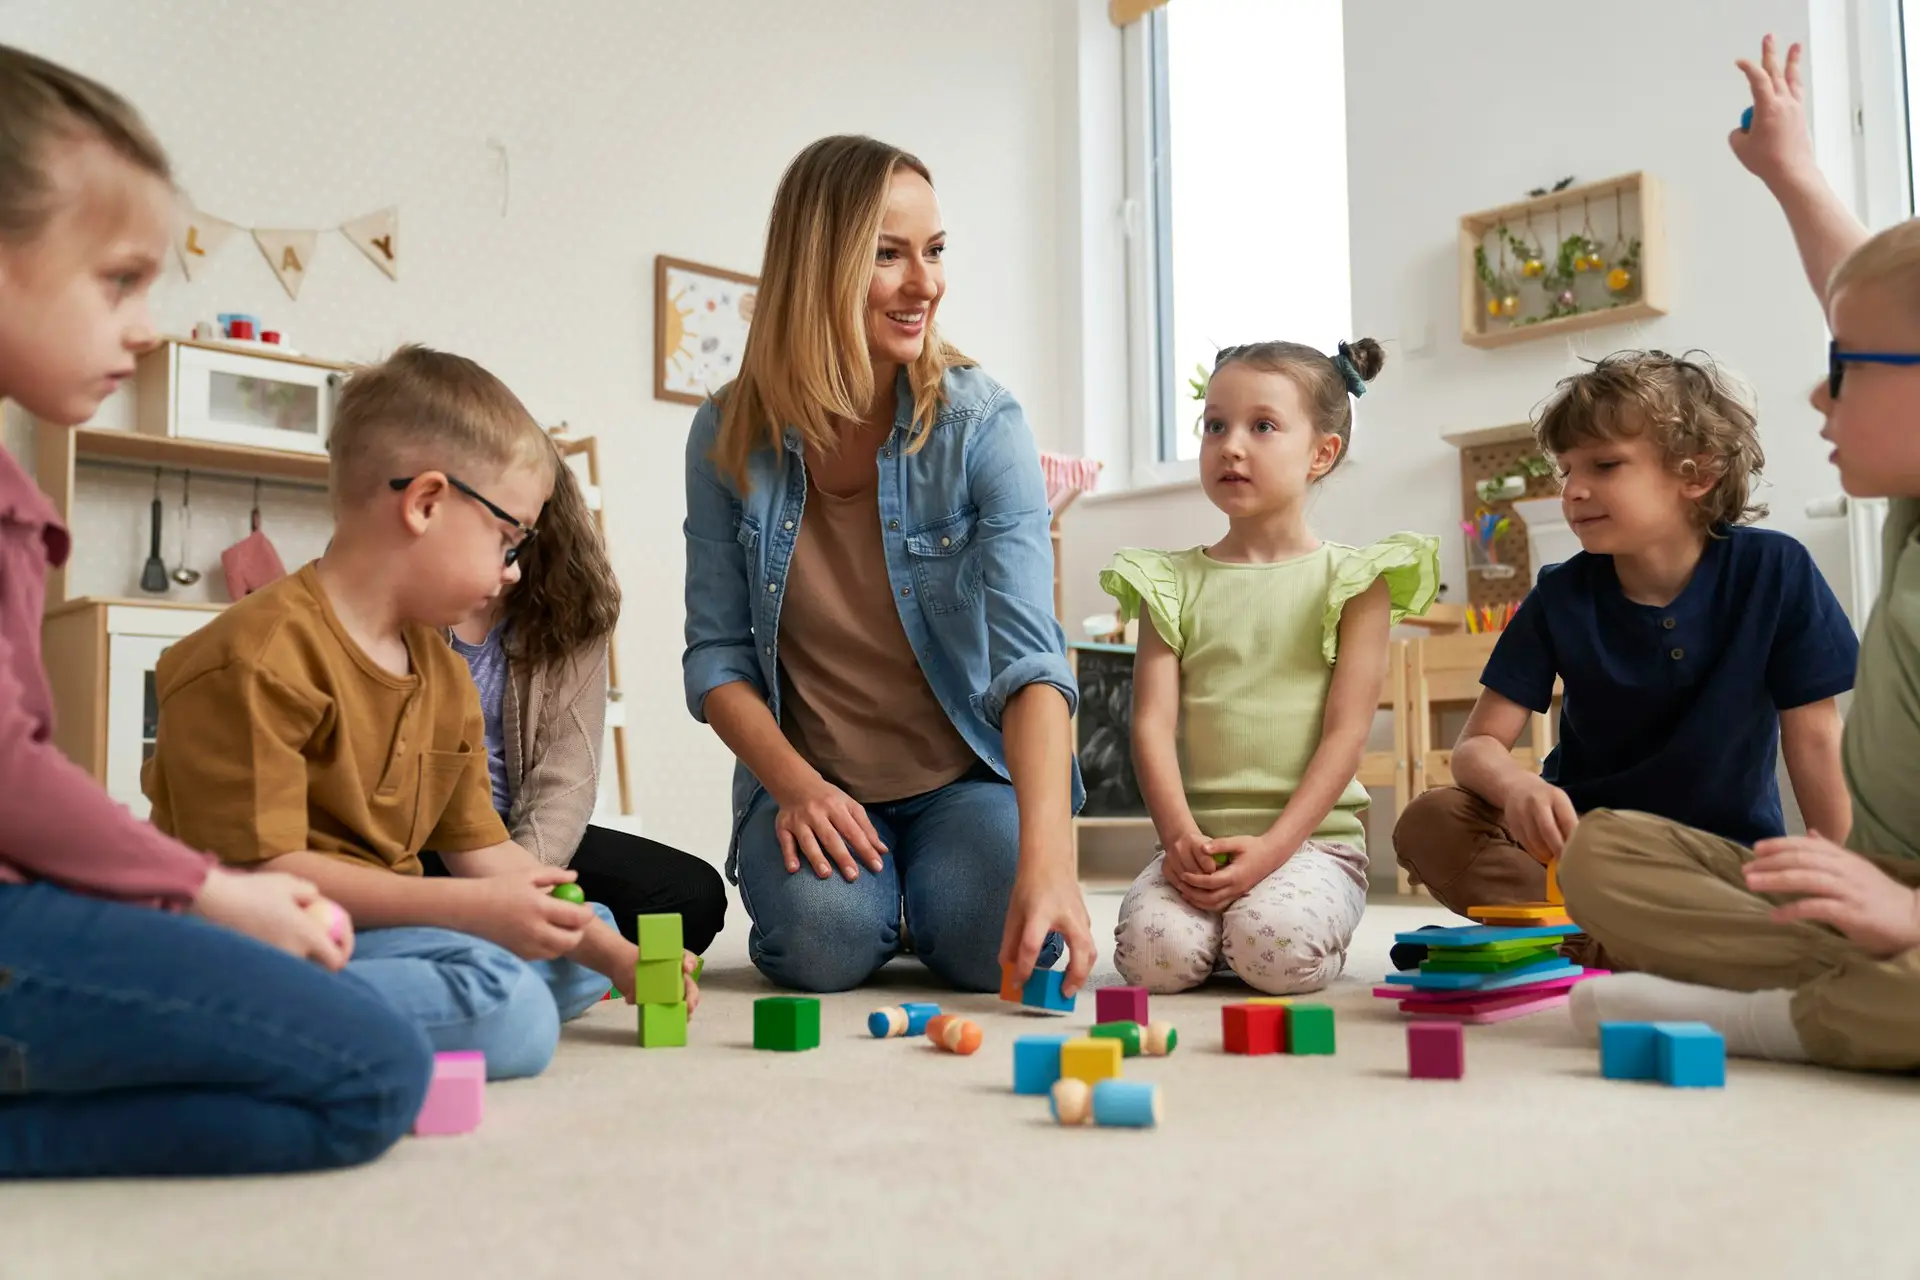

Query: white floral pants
[[1112, 842, 1369, 996]]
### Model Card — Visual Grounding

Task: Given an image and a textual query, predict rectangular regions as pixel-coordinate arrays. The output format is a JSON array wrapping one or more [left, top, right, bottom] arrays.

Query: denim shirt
[[682, 365, 1083, 875]]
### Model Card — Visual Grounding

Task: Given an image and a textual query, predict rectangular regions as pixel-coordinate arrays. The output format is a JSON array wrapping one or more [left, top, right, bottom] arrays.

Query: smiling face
[[1553, 421, 1713, 556], [0, 135, 170, 425], [1814, 281, 1920, 498], [864, 167, 945, 371], [1197, 362, 1343, 517]]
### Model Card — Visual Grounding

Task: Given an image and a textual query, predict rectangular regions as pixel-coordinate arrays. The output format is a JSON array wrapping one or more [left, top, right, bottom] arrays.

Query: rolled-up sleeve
[[682, 401, 765, 722], [966, 390, 1078, 728]]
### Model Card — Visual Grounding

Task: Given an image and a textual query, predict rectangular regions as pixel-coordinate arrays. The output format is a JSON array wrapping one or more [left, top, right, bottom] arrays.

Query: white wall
[[3, 0, 1066, 863]]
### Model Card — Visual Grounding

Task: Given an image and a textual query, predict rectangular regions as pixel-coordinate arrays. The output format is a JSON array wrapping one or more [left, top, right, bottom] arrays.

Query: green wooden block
[[692, 955, 705, 983], [636, 914, 683, 962], [1286, 1003, 1336, 1055], [633, 958, 683, 1005], [638, 1001, 687, 1048], [754, 995, 821, 1051], [1090, 1021, 1144, 1057], [1421, 947, 1559, 973]]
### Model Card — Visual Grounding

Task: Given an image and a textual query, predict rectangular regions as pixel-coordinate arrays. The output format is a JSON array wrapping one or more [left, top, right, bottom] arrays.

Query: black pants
[[418, 826, 728, 954]]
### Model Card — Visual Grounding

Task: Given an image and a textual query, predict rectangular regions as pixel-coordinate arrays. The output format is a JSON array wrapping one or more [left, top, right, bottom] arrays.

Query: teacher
[[682, 134, 1092, 995]]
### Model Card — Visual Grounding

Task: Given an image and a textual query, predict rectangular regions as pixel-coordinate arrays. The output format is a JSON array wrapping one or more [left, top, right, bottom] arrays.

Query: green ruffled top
[[1099, 533, 1439, 849]]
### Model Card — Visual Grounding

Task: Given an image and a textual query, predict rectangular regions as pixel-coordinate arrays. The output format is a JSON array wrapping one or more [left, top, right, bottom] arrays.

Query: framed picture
[[654, 255, 759, 406]]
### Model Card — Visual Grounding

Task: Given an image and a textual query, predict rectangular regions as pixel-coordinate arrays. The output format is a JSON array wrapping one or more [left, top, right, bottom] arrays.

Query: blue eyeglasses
[[1829, 340, 1920, 399]]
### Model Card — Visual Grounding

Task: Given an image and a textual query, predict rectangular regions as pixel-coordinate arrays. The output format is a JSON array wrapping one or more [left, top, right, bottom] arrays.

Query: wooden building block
[[1060, 1036, 1123, 1084], [754, 995, 821, 1051], [1656, 1023, 1725, 1088], [1222, 1004, 1285, 1055], [638, 1001, 687, 1048], [1286, 1004, 1336, 1055], [1090, 1021, 1143, 1057], [1013, 1034, 1072, 1094], [636, 913, 683, 962], [1407, 1022, 1465, 1078], [632, 957, 683, 1005], [1095, 985, 1149, 1025], [1599, 1022, 1660, 1080], [1021, 968, 1076, 1013], [414, 1051, 485, 1135], [1545, 858, 1563, 905]]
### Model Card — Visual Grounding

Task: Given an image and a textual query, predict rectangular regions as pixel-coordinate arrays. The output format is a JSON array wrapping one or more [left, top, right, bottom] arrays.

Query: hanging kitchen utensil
[[139, 469, 169, 593], [171, 471, 202, 586], [221, 478, 287, 599]]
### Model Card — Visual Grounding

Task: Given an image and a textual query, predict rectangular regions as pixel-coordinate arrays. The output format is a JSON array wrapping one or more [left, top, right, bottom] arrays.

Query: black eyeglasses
[[388, 475, 538, 565], [1829, 339, 1920, 399]]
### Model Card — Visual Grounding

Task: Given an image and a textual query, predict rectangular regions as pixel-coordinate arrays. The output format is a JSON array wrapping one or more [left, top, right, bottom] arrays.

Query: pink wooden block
[[1408, 1022, 1465, 1079], [413, 1051, 485, 1136], [1397, 992, 1572, 1024], [1371, 969, 1606, 1004], [1096, 985, 1150, 1027]]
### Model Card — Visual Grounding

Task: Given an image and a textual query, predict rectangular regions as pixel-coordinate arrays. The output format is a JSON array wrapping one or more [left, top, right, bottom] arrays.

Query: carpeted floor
[[6, 889, 1918, 1280]]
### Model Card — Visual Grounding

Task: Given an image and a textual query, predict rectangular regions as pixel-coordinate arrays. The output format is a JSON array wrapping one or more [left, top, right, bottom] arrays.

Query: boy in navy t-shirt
[[1394, 350, 1858, 946]]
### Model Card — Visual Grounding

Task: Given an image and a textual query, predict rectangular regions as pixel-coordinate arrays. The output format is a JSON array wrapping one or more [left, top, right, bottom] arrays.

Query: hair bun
[[1343, 337, 1386, 383]]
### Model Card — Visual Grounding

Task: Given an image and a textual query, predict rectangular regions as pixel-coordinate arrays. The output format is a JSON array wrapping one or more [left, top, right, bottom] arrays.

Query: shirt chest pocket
[[410, 749, 475, 854], [905, 507, 980, 616]]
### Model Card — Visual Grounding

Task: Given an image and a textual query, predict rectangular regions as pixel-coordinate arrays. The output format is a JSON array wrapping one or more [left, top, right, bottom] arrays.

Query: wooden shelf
[[44, 596, 225, 620], [1459, 171, 1667, 349], [1462, 300, 1667, 350], [1441, 422, 1534, 450], [67, 428, 329, 484]]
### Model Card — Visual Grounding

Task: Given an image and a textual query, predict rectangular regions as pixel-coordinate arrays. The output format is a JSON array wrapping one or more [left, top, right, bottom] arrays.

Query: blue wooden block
[[1384, 961, 1580, 992], [1391, 923, 1582, 949], [902, 1002, 942, 1035], [1656, 1023, 1726, 1088], [1740, 105, 1754, 133], [1599, 1022, 1660, 1080], [1021, 968, 1076, 1013], [1013, 1034, 1072, 1095]]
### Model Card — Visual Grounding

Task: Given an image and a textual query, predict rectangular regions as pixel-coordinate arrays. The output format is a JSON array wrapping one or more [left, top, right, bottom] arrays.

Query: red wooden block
[[1222, 1003, 1286, 1055], [1408, 1021, 1466, 1079]]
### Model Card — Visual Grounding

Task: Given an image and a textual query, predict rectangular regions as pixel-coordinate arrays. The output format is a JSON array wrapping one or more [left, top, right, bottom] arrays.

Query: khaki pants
[[1562, 808, 1920, 1071], [1393, 786, 1548, 914]]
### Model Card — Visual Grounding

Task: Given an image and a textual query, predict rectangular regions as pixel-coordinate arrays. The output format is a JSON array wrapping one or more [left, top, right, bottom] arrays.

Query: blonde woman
[[682, 135, 1093, 994]]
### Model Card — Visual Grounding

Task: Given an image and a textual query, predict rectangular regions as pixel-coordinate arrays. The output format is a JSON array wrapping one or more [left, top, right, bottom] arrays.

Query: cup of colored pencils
[[1464, 602, 1519, 634]]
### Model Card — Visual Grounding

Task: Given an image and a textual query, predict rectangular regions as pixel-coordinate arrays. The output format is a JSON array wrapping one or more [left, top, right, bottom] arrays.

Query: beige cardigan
[[501, 640, 609, 867]]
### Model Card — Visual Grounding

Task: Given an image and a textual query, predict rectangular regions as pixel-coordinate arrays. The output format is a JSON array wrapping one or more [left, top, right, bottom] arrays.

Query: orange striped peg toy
[[925, 1014, 983, 1055]]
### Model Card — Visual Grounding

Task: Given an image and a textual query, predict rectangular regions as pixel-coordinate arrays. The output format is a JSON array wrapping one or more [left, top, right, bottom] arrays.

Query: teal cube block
[[1286, 1003, 1336, 1055], [1655, 1022, 1725, 1088], [1600, 1022, 1660, 1080], [636, 914, 683, 962], [754, 995, 821, 1051], [638, 1002, 687, 1048], [633, 957, 683, 1005]]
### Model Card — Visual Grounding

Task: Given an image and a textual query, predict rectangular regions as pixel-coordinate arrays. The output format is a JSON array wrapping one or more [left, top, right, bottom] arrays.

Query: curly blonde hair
[[1533, 350, 1767, 529]]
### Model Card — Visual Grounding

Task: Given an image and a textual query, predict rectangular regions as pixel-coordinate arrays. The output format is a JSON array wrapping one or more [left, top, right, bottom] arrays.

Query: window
[[1121, 0, 1351, 485]]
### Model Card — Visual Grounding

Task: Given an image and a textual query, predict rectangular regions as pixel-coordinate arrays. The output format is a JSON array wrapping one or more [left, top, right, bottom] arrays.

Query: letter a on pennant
[[252, 229, 319, 300], [340, 206, 399, 281], [173, 205, 235, 280]]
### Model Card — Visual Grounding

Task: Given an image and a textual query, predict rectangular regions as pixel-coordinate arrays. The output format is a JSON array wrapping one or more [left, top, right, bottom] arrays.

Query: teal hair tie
[[1332, 342, 1367, 398]]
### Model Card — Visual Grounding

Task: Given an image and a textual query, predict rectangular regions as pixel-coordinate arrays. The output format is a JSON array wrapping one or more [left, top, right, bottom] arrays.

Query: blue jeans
[[0, 882, 432, 1178], [736, 772, 1062, 992], [346, 903, 615, 1081]]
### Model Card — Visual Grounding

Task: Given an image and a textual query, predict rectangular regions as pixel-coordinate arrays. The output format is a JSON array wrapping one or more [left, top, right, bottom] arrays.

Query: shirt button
[[901, 586, 912, 597], [764, 646, 772, 656], [766, 582, 776, 594], [1662, 617, 1676, 630], [783, 521, 793, 530], [1670, 647, 1685, 660], [884, 447, 893, 458], [888, 519, 900, 530], [939, 536, 952, 547]]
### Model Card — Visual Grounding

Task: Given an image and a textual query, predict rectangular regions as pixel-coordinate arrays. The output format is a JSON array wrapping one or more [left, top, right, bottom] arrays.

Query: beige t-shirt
[[777, 472, 976, 803]]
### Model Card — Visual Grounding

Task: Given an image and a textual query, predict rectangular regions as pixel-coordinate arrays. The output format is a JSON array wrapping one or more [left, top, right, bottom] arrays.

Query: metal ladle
[[171, 471, 201, 586]]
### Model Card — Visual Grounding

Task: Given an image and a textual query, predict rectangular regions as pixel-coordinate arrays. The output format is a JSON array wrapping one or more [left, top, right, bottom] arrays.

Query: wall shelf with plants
[[1459, 172, 1666, 350]]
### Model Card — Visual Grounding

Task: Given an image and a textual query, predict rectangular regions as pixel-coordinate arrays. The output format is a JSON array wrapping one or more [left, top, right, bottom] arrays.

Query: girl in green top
[[1103, 339, 1438, 995]]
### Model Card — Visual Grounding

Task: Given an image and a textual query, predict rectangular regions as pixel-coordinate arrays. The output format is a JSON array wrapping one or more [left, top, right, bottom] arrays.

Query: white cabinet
[[43, 600, 221, 819], [135, 338, 346, 456]]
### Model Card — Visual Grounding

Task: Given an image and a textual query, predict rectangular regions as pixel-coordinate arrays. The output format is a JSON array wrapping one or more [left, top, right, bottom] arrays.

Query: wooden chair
[[1399, 632, 1559, 894], [1356, 638, 1411, 837]]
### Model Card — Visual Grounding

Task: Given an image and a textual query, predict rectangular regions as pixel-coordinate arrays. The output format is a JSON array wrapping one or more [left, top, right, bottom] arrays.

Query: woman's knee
[[748, 889, 895, 993]]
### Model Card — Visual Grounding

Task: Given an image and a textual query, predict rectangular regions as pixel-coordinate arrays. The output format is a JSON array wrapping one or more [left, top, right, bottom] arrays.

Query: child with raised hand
[[144, 346, 696, 1081], [0, 43, 432, 1177], [1105, 340, 1438, 994], [438, 439, 727, 953], [1555, 35, 1920, 1071]]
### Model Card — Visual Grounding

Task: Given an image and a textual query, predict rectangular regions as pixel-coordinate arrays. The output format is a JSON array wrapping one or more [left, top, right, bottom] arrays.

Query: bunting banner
[[174, 201, 400, 296]]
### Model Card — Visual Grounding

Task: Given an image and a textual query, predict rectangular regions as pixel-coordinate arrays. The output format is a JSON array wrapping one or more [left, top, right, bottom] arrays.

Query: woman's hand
[[1746, 833, 1920, 959], [774, 776, 888, 880], [999, 860, 1096, 998]]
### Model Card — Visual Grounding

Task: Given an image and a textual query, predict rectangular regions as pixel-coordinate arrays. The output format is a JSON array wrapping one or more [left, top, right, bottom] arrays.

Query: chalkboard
[[1073, 645, 1145, 816]]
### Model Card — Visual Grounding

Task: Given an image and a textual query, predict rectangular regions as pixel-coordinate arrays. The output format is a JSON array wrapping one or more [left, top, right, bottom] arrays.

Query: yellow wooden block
[[1060, 1036, 1123, 1085], [1468, 903, 1569, 922], [1246, 997, 1294, 1006], [1546, 860, 1563, 905]]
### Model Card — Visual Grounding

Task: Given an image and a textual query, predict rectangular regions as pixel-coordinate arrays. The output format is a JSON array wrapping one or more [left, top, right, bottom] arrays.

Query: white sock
[[1568, 973, 1809, 1063]]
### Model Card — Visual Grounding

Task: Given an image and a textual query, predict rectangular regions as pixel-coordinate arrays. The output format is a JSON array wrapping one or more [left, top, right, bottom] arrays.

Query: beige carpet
[[6, 890, 1919, 1280]]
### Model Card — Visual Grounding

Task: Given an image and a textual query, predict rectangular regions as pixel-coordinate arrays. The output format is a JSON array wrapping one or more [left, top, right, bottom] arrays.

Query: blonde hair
[[0, 43, 171, 243], [1534, 350, 1766, 530], [1830, 217, 1920, 304], [327, 345, 552, 511], [713, 135, 973, 489], [1206, 338, 1385, 479]]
